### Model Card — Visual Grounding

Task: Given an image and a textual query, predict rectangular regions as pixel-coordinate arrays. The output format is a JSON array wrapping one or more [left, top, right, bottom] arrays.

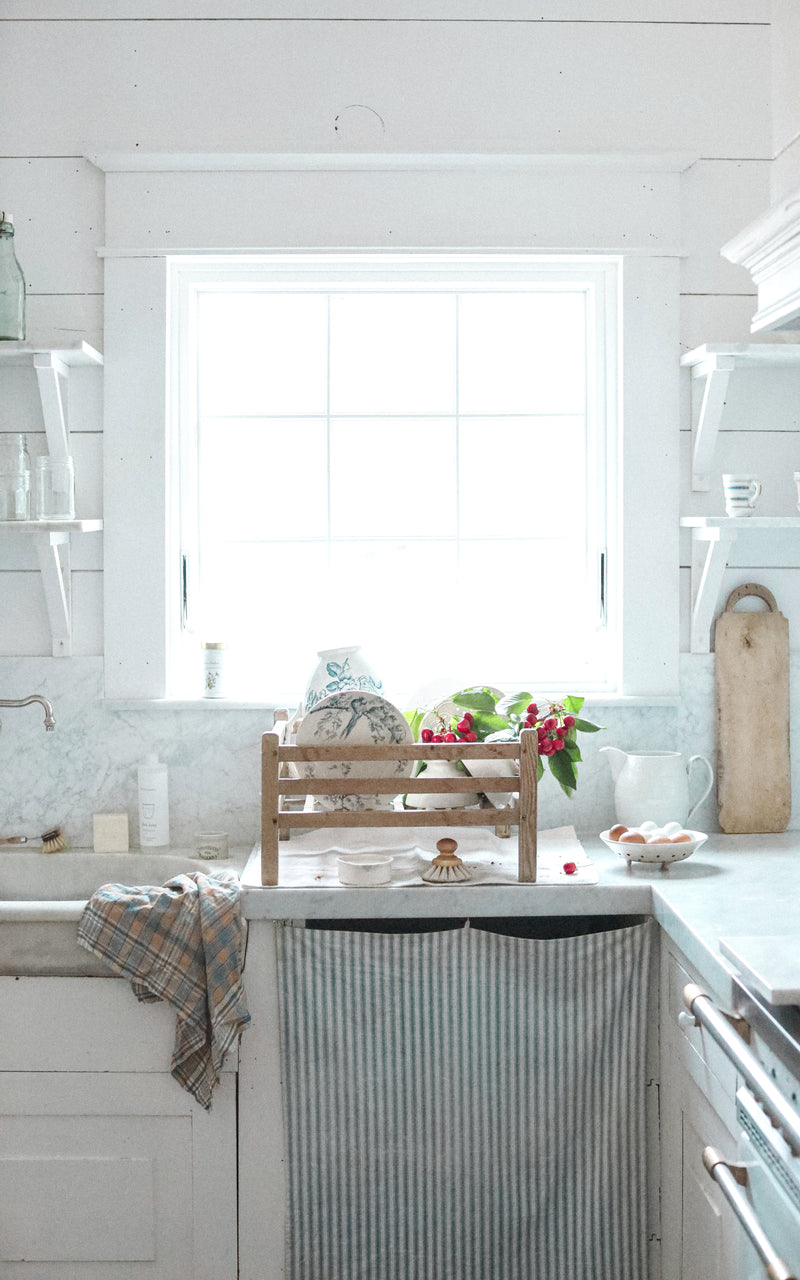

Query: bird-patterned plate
[[295, 691, 414, 811]]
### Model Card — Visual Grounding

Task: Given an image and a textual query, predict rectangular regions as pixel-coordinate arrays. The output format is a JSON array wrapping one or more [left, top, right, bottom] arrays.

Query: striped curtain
[[276, 920, 653, 1280]]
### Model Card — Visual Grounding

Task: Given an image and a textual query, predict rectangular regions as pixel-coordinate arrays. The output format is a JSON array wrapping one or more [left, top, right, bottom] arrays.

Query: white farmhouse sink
[[0, 849, 238, 901], [0, 848, 247, 976]]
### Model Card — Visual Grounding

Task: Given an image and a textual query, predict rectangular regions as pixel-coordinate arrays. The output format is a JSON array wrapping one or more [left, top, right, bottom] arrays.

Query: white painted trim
[[89, 150, 699, 174], [102, 170, 681, 699]]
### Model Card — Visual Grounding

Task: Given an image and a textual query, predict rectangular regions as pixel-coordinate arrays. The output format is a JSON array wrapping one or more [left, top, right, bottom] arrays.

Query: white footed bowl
[[599, 828, 707, 867]]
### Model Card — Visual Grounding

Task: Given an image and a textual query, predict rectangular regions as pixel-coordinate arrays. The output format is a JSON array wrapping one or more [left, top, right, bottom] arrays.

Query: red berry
[[421, 728, 434, 743], [539, 739, 555, 755], [555, 725, 568, 738], [523, 714, 536, 728], [553, 738, 565, 751], [456, 718, 471, 734], [444, 732, 457, 742], [463, 711, 474, 724], [544, 717, 557, 731], [527, 702, 538, 716], [563, 714, 575, 728], [465, 730, 478, 742], [563, 861, 577, 875], [432, 733, 444, 743]]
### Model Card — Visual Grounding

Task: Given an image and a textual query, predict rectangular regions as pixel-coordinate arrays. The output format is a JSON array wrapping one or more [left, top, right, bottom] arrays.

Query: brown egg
[[609, 824, 628, 841], [619, 830, 646, 844], [670, 832, 693, 843], [646, 834, 671, 844]]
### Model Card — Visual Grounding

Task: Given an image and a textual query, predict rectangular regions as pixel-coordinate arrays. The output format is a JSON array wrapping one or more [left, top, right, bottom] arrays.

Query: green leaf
[[548, 750, 577, 795], [536, 756, 544, 783], [403, 708, 426, 739], [470, 713, 510, 738], [564, 742, 582, 762], [563, 695, 585, 714], [573, 717, 603, 733], [496, 692, 532, 719], [452, 687, 499, 714]]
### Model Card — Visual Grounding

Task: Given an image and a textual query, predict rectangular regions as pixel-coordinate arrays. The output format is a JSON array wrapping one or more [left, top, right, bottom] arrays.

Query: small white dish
[[337, 854, 394, 886], [599, 827, 707, 866]]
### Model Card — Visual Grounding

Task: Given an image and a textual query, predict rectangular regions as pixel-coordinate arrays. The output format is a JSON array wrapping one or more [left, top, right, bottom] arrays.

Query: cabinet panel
[[664, 945, 739, 1131], [681, 1091, 741, 1280], [0, 1071, 237, 1280]]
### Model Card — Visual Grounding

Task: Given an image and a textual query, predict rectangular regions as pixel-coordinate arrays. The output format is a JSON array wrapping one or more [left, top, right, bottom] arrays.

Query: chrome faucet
[[0, 694, 55, 731]]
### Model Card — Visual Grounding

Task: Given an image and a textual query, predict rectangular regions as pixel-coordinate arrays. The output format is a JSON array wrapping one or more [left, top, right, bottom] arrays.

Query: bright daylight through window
[[170, 255, 617, 705]]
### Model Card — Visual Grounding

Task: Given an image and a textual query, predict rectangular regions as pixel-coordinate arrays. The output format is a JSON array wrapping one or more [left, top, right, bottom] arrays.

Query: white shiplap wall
[[0, 2, 798, 841], [0, 2, 779, 659]]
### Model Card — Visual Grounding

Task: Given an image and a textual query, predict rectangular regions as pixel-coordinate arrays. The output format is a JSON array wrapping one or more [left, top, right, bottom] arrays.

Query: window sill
[[103, 692, 679, 712]]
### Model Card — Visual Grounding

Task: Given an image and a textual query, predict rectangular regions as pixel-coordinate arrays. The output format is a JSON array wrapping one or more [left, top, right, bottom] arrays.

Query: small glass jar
[[201, 641, 228, 698], [195, 831, 229, 860], [35, 455, 75, 520]]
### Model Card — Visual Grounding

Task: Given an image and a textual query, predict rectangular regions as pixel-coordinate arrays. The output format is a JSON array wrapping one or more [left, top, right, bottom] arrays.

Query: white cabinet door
[[680, 1081, 742, 1280], [0, 1070, 237, 1280]]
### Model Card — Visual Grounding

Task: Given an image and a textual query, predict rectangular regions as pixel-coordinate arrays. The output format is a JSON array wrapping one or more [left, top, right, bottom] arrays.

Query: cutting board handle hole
[[723, 583, 779, 613]]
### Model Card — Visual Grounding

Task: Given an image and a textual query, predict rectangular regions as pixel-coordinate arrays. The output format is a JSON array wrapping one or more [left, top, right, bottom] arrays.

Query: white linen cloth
[[274, 824, 596, 886]]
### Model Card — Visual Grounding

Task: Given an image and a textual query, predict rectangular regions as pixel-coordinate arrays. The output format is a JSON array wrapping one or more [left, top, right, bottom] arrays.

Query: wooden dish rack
[[260, 725, 538, 885]]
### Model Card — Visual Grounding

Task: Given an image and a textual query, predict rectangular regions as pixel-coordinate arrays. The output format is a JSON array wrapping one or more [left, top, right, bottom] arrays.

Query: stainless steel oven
[[683, 979, 800, 1280]]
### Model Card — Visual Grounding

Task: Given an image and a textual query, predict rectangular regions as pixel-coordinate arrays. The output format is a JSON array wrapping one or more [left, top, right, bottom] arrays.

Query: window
[[168, 254, 619, 704]]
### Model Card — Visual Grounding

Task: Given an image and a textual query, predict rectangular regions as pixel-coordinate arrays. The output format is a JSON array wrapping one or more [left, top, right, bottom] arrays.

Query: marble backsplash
[[0, 654, 794, 848]]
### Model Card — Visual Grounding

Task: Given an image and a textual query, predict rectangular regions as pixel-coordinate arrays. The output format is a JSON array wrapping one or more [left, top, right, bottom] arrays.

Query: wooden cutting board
[[715, 583, 791, 833]]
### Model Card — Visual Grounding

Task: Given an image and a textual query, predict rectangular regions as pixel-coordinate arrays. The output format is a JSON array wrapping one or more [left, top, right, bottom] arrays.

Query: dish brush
[[0, 828, 67, 851], [41, 827, 67, 854], [421, 837, 472, 884]]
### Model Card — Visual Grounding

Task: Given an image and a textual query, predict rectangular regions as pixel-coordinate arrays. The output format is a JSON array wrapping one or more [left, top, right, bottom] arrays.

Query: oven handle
[[683, 984, 800, 1155], [703, 1148, 798, 1280]]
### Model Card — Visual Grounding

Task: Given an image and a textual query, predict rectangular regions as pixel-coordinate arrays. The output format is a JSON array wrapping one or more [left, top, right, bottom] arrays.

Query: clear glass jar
[[0, 213, 26, 342], [0, 433, 31, 520], [35, 455, 75, 520]]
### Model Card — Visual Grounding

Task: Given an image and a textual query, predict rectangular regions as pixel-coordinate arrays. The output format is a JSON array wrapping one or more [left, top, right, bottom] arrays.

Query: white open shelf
[[680, 515, 800, 652], [0, 343, 104, 655], [681, 344, 800, 492], [0, 519, 103, 534]]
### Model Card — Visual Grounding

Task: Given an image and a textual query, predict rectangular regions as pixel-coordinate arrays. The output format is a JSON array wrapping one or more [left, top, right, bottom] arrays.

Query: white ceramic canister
[[201, 641, 228, 698], [303, 645, 382, 712]]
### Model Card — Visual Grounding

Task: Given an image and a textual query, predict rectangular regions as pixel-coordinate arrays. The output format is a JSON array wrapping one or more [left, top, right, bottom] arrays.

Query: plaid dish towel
[[77, 870, 250, 1109]]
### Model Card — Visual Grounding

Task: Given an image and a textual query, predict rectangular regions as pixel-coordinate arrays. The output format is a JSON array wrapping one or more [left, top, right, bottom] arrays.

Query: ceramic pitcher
[[600, 747, 714, 828]]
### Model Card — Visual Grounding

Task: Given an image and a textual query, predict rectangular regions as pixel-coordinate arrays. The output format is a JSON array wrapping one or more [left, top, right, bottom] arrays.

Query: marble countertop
[[241, 831, 800, 1006]]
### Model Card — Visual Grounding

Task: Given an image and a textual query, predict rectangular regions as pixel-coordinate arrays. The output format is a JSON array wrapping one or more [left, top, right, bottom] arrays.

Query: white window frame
[[167, 252, 617, 703], [101, 172, 679, 706]]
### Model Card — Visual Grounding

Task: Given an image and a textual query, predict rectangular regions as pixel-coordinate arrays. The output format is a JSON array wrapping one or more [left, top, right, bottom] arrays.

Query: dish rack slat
[[260, 729, 538, 886]]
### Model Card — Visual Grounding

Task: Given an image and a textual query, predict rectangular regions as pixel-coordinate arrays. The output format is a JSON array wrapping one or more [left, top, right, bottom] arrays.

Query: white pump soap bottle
[[137, 753, 170, 848]]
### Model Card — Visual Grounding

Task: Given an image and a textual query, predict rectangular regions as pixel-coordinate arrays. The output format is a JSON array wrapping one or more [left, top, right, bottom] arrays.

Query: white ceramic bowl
[[599, 828, 707, 866], [336, 854, 394, 886]]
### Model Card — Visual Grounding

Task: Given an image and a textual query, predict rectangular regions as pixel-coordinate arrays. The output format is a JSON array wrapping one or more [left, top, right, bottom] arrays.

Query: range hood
[[723, 187, 800, 333]]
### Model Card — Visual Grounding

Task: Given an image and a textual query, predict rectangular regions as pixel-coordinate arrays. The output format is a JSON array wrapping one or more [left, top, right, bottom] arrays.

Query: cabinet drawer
[[663, 946, 739, 1129], [0, 976, 238, 1073]]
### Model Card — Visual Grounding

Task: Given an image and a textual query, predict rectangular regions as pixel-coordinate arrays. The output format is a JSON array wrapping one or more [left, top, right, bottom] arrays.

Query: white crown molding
[[722, 187, 800, 333], [86, 149, 698, 174]]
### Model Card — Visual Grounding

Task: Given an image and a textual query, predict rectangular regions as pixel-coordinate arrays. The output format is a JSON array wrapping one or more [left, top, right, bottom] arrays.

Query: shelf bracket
[[690, 354, 735, 493], [33, 530, 72, 657], [32, 351, 70, 460], [689, 524, 739, 653]]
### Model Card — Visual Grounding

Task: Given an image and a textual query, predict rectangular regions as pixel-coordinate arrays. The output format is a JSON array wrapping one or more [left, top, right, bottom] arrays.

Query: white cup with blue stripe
[[723, 473, 762, 517]]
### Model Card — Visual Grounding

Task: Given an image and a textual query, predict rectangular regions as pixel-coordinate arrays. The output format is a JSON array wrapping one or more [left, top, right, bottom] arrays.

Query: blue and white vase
[[303, 646, 383, 713]]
